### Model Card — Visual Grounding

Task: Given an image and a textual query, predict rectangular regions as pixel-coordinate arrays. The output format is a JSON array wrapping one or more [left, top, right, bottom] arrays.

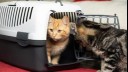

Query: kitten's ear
[[49, 16, 54, 22], [62, 16, 70, 25]]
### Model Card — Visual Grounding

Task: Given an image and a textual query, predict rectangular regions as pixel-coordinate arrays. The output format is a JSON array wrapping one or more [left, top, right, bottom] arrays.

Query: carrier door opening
[[46, 12, 78, 66]]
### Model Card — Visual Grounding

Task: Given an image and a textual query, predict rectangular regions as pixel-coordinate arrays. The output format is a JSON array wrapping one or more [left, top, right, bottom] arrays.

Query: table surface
[[0, 62, 97, 72]]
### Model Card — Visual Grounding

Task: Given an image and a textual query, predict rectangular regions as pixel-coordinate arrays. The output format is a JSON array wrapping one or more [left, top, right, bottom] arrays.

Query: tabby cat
[[46, 16, 70, 65], [75, 18, 127, 72]]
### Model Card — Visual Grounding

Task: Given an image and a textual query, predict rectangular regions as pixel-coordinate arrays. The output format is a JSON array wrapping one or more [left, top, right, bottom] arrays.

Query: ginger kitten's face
[[48, 16, 70, 41]]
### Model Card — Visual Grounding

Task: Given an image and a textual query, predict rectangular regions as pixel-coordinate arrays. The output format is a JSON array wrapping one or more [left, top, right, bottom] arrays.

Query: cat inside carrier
[[0, 1, 83, 71]]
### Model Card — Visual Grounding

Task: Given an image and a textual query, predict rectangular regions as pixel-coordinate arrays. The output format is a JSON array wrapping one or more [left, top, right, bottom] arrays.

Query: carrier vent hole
[[50, 12, 78, 23], [0, 6, 34, 27]]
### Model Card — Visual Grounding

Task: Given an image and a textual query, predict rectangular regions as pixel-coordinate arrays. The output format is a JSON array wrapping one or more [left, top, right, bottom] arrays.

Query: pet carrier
[[0, 1, 82, 71]]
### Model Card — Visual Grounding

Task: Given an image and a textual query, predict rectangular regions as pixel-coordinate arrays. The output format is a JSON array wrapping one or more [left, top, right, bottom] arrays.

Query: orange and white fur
[[46, 16, 70, 65]]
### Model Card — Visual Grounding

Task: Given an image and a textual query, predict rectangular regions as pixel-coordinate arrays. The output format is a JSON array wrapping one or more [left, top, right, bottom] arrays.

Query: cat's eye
[[49, 29, 53, 32], [58, 30, 62, 33]]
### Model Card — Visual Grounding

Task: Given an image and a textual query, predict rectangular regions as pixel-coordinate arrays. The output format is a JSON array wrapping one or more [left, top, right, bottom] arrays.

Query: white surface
[[73, 0, 127, 29]]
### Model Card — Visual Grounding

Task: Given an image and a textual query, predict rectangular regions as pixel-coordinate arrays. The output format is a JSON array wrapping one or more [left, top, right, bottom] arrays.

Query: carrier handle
[[8, 3, 16, 6], [55, 0, 63, 6]]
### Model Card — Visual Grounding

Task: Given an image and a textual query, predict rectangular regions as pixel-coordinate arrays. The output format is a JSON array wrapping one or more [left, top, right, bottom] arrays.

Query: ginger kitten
[[46, 16, 70, 65]]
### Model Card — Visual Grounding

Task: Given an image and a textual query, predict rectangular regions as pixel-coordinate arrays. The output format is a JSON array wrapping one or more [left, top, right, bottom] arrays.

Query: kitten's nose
[[53, 34, 56, 38]]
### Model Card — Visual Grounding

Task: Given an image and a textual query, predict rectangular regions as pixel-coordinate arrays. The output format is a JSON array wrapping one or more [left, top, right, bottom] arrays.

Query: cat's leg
[[97, 60, 113, 72], [51, 55, 60, 65], [99, 55, 118, 72], [47, 51, 52, 64]]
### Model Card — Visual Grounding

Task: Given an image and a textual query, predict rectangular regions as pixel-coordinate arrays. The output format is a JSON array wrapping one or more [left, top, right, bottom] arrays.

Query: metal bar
[[78, 14, 120, 29]]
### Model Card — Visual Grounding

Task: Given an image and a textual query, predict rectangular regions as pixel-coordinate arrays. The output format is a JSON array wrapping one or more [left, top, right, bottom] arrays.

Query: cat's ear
[[49, 16, 54, 22], [70, 22, 77, 35], [62, 16, 70, 25]]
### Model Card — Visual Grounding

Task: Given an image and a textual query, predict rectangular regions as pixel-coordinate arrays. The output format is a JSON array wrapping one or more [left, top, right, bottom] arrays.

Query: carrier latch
[[16, 32, 29, 47]]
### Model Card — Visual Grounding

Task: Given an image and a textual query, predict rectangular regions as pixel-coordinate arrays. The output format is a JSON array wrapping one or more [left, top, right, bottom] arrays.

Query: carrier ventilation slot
[[50, 12, 78, 23], [80, 15, 120, 29], [0, 6, 33, 27]]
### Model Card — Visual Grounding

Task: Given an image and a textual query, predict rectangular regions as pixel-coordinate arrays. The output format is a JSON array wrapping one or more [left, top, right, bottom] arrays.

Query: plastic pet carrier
[[0, 1, 82, 71]]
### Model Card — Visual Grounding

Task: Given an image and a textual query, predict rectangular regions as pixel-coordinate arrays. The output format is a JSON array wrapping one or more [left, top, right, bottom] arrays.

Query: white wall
[[74, 0, 127, 29]]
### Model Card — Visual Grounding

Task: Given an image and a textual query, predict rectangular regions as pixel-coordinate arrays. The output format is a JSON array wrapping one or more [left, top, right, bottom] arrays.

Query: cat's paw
[[51, 59, 59, 65], [52, 62, 58, 65], [97, 70, 101, 72]]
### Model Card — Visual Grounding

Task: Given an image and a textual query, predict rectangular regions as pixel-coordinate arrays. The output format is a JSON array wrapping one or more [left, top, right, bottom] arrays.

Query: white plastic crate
[[0, 1, 82, 71], [0, 1, 81, 46], [0, 1, 81, 41]]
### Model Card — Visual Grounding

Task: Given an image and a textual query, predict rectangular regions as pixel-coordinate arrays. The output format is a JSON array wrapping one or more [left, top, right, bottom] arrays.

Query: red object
[[0, 62, 29, 72], [58, 68, 96, 72], [74, 0, 111, 2], [0, 62, 97, 72]]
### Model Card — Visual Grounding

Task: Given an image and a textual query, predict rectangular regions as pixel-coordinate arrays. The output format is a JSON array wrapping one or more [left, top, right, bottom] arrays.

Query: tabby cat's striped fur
[[76, 18, 127, 72]]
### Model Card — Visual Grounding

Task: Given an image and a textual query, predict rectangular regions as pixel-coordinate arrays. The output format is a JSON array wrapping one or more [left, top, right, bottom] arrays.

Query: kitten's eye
[[58, 30, 62, 33], [50, 29, 53, 32]]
